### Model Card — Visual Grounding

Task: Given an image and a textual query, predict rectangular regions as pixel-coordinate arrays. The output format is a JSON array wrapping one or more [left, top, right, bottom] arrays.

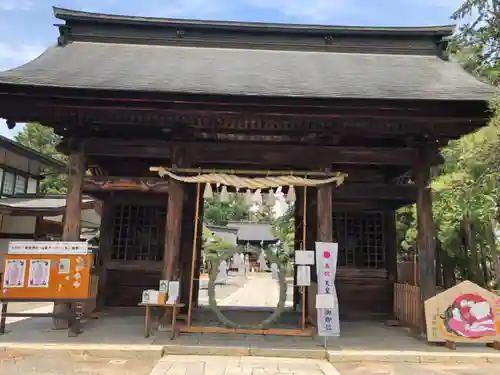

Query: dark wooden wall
[[99, 192, 166, 306], [294, 186, 396, 318]]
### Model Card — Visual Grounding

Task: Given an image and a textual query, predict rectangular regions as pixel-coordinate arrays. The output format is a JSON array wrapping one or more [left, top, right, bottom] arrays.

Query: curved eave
[[53, 7, 455, 36]]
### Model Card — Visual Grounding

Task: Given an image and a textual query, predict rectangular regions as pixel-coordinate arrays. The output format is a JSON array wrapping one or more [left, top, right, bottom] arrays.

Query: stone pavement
[[149, 355, 339, 375], [334, 362, 500, 375], [217, 273, 294, 308], [3, 302, 53, 324], [198, 273, 248, 306], [0, 347, 157, 375]]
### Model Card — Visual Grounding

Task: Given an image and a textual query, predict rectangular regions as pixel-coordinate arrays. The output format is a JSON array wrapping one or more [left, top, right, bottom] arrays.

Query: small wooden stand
[[444, 340, 456, 350], [139, 302, 185, 340], [441, 340, 500, 351], [487, 341, 500, 351]]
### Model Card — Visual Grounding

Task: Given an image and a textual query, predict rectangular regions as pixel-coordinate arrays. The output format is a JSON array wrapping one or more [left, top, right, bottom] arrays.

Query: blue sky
[[0, 0, 463, 139]]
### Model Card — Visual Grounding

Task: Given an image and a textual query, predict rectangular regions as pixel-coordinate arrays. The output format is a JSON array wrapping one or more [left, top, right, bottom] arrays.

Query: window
[[1, 170, 29, 196], [333, 212, 385, 269], [14, 175, 26, 194], [2, 171, 15, 195], [111, 203, 166, 261]]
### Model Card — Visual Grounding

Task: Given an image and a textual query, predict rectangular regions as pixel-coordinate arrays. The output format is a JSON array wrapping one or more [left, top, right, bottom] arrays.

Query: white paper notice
[[295, 250, 315, 265], [28, 260, 51, 288], [167, 281, 180, 303], [316, 294, 336, 309], [296, 265, 311, 286], [3, 259, 27, 288]]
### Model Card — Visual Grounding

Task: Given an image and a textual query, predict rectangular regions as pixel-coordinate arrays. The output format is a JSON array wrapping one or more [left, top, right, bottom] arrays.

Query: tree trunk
[[441, 251, 456, 289], [486, 219, 500, 286], [435, 239, 444, 287], [462, 217, 483, 285]]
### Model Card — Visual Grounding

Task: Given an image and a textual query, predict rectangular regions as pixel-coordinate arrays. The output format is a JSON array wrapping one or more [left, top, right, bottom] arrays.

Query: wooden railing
[[393, 283, 422, 330]]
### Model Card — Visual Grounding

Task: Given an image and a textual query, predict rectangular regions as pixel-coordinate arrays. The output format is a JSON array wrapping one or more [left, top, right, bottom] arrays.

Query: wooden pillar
[[307, 183, 333, 326], [163, 179, 184, 281], [384, 210, 398, 283], [179, 184, 196, 313], [415, 156, 437, 333], [191, 190, 204, 308], [293, 189, 304, 309], [96, 197, 114, 310], [317, 184, 334, 241], [53, 149, 85, 334]]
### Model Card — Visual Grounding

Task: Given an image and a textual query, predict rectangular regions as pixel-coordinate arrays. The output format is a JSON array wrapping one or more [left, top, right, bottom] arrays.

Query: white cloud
[[0, 42, 44, 71], [0, 0, 34, 11], [0, 42, 41, 138]]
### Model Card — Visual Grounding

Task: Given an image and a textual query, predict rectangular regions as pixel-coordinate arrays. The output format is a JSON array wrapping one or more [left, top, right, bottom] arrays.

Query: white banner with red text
[[315, 242, 340, 337]]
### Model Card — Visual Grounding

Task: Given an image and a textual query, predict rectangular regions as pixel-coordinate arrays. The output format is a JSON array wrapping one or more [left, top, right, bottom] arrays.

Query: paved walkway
[[3, 302, 53, 324], [218, 272, 294, 307], [1, 347, 156, 375], [149, 355, 338, 375], [198, 273, 248, 306], [334, 362, 500, 375]]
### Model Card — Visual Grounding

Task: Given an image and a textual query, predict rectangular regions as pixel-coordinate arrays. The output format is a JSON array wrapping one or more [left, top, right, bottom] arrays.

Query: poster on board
[[28, 260, 51, 288], [2, 259, 27, 288]]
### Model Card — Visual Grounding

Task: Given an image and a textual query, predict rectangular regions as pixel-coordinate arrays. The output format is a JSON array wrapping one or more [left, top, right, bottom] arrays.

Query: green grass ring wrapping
[[207, 245, 287, 329]]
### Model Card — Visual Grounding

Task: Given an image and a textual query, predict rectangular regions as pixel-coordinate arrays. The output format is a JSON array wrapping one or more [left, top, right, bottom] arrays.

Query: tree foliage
[[14, 123, 67, 193], [450, 0, 500, 84], [272, 203, 295, 265], [203, 195, 251, 226], [397, 0, 500, 289]]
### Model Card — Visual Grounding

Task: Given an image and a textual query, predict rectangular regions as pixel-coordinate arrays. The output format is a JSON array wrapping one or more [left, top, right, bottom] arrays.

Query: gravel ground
[[0, 350, 156, 375], [334, 362, 500, 375]]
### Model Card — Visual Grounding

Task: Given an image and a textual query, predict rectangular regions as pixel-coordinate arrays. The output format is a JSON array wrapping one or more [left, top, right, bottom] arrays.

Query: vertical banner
[[315, 242, 340, 336]]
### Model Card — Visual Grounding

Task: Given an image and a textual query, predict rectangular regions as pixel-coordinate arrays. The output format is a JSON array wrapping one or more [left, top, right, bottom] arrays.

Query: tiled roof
[[0, 41, 495, 101], [227, 222, 278, 242]]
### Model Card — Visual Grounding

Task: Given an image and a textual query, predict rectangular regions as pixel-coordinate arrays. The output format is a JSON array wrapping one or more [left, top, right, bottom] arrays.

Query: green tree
[[254, 204, 274, 223], [203, 194, 250, 226], [14, 123, 67, 193], [451, 0, 500, 83], [394, 1, 500, 289], [272, 203, 295, 265]]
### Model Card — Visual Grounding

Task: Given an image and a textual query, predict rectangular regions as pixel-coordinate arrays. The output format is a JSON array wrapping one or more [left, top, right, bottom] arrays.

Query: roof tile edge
[[52, 7, 455, 36]]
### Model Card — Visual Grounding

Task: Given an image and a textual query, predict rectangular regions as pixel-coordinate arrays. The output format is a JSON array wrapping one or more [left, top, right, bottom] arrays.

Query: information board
[[1, 241, 93, 301]]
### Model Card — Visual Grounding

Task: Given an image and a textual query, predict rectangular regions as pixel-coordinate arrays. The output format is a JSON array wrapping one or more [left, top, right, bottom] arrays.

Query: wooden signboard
[[1, 241, 93, 301], [425, 280, 500, 344]]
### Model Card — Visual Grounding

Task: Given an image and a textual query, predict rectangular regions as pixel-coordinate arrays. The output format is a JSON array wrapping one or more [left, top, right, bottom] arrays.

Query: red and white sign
[[315, 242, 339, 337]]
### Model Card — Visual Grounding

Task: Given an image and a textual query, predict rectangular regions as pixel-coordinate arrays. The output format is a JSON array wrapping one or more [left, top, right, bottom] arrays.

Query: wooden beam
[[53, 149, 85, 335], [333, 183, 417, 202], [0, 92, 488, 120], [81, 139, 442, 167], [83, 176, 169, 193]]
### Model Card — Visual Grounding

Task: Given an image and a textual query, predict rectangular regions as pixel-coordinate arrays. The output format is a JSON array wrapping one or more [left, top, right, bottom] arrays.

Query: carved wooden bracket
[[83, 176, 169, 193]]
